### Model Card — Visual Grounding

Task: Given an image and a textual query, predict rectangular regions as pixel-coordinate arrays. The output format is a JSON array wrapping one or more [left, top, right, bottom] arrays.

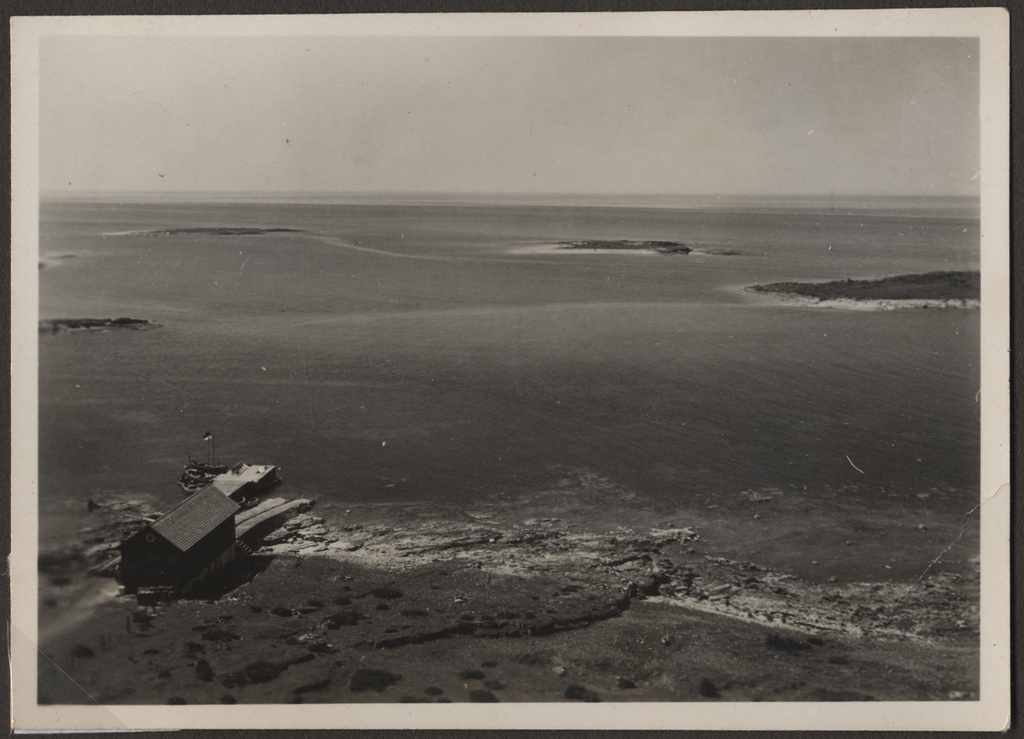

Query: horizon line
[[40, 189, 981, 200]]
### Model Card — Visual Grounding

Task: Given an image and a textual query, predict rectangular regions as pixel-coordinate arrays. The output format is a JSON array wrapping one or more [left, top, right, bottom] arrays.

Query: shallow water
[[36, 196, 980, 548]]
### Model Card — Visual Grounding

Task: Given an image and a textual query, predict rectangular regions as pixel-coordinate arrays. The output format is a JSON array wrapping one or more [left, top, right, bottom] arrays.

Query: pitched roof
[[150, 486, 240, 552]]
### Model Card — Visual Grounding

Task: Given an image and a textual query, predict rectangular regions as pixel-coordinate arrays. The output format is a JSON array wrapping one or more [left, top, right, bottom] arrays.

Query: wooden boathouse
[[119, 486, 240, 596]]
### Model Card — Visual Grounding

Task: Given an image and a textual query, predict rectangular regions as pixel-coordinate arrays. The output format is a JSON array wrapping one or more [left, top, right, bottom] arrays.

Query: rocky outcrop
[[46, 492, 978, 649], [258, 508, 976, 646], [40, 485, 981, 704]]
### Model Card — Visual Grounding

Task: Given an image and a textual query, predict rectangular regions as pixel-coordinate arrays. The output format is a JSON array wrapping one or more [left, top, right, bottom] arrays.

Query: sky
[[39, 35, 980, 197]]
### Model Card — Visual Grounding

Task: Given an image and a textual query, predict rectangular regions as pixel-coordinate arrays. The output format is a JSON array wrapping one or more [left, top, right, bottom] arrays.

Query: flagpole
[[202, 431, 216, 466]]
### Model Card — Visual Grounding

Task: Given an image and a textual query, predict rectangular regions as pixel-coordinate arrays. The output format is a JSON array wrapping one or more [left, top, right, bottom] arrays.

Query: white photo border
[[9, 8, 1011, 731]]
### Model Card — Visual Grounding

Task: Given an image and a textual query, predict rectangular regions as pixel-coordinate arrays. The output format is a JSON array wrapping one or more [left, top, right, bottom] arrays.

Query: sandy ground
[[37, 482, 979, 705]]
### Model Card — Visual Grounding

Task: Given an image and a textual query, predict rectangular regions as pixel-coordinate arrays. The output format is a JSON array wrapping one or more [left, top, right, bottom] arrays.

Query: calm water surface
[[36, 196, 980, 547]]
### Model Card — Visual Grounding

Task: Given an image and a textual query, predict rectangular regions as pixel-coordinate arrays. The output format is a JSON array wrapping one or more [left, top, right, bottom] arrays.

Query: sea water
[[36, 195, 980, 548]]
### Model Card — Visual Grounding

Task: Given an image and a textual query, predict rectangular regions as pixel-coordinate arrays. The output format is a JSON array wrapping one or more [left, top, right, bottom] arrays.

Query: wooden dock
[[235, 497, 313, 547]]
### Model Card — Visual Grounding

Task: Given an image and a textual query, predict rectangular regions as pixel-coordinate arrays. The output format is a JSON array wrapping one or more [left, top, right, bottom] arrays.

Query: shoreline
[[38, 487, 979, 704], [744, 289, 980, 311]]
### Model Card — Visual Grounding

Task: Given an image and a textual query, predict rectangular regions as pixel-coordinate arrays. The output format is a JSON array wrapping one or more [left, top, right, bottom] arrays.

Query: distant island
[[136, 227, 306, 237], [40, 317, 155, 332], [38, 253, 81, 269], [750, 271, 980, 305], [558, 240, 691, 255]]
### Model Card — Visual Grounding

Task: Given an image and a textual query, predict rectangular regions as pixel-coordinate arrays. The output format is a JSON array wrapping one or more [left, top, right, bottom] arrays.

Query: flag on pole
[[203, 431, 213, 441]]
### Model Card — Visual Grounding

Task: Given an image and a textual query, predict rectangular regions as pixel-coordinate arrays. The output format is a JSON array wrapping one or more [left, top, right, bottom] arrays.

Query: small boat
[[184, 458, 230, 476], [179, 432, 230, 494], [178, 460, 227, 494]]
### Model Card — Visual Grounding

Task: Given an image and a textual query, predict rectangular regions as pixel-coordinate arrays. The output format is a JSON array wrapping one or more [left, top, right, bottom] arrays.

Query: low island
[[559, 240, 691, 255], [40, 317, 156, 332], [749, 271, 979, 309], [138, 227, 305, 237], [38, 253, 81, 269]]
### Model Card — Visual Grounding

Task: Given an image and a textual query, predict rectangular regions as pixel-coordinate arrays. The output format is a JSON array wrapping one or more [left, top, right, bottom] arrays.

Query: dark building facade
[[119, 486, 240, 595]]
